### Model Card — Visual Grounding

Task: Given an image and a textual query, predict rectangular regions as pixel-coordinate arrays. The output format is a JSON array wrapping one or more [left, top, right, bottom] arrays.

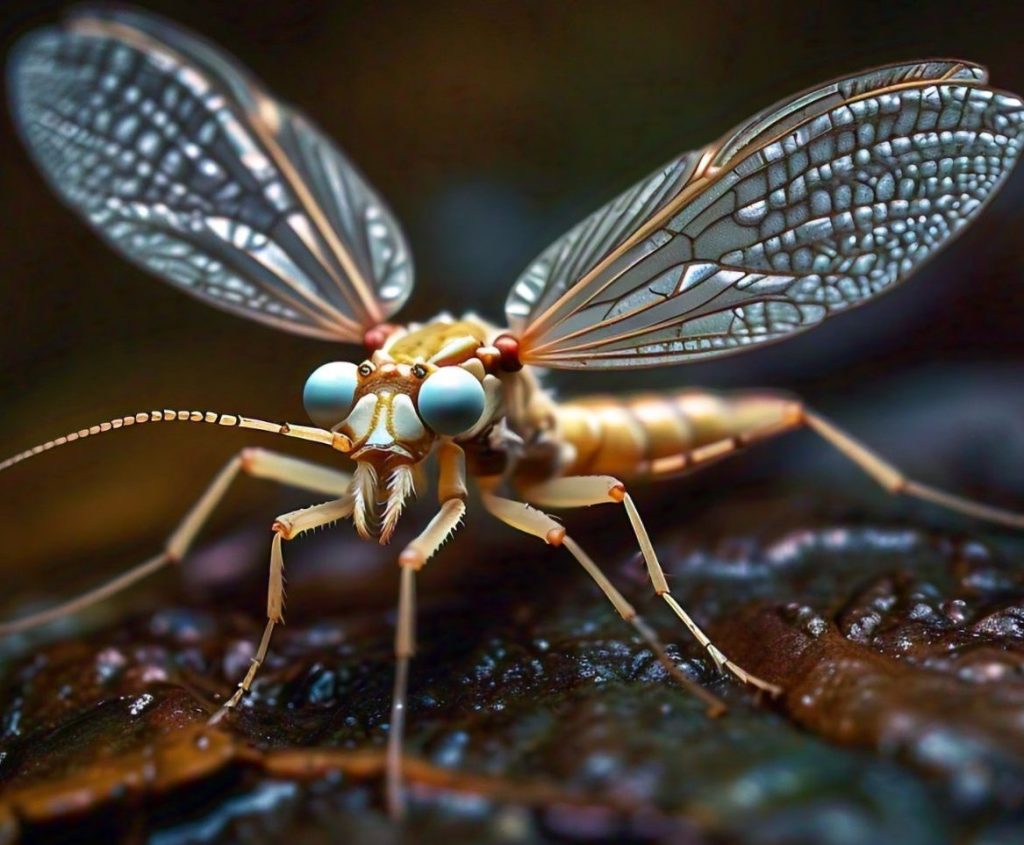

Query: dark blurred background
[[0, 0, 1022, 613]]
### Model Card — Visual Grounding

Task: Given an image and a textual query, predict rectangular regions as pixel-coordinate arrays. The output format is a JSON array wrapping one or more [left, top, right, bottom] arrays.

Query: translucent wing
[[505, 153, 701, 326], [9, 8, 412, 342], [508, 60, 1024, 369]]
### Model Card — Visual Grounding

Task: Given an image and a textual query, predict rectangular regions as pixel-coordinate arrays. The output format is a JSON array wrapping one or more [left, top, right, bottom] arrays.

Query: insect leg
[[209, 494, 355, 722], [480, 489, 727, 715], [0, 449, 351, 636], [521, 476, 782, 696], [801, 410, 1024, 529], [387, 442, 468, 819]]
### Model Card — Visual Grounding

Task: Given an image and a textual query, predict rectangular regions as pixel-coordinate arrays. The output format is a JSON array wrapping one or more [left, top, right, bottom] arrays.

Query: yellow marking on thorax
[[387, 321, 488, 364]]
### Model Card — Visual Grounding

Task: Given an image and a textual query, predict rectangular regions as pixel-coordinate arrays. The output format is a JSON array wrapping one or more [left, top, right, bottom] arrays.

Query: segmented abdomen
[[554, 390, 802, 481]]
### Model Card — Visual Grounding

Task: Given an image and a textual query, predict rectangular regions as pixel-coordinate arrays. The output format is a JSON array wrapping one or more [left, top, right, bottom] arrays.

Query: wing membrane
[[505, 153, 700, 329], [509, 60, 1023, 368], [10, 8, 412, 342]]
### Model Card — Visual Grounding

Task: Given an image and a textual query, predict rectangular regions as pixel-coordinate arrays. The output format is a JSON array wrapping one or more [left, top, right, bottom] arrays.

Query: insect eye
[[358, 362, 374, 378], [303, 361, 359, 428], [416, 366, 486, 436], [412, 363, 428, 379]]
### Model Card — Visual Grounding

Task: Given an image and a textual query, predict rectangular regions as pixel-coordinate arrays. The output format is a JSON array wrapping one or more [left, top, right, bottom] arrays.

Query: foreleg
[[387, 442, 468, 818], [0, 448, 351, 635], [208, 494, 355, 721]]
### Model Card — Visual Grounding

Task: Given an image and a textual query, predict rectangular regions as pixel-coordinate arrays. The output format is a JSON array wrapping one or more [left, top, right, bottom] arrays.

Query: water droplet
[[128, 693, 154, 717]]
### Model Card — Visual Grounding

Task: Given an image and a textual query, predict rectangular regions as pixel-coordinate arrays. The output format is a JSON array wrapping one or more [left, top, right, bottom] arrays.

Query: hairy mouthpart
[[379, 463, 416, 545], [352, 462, 379, 540]]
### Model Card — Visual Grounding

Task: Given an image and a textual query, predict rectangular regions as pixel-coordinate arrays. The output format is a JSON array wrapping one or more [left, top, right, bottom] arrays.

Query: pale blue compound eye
[[417, 366, 486, 435], [303, 361, 359, 428]]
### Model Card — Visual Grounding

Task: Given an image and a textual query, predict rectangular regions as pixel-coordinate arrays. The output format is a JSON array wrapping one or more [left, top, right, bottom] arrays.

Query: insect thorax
[[385, 317, 491, 366]]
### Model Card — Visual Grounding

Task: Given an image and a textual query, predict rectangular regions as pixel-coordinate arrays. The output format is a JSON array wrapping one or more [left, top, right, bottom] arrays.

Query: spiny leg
[[481, 490, 727, 715], [209, 494, 355, 722], [523, 476, 781, 697], [388, 442, 468, 819], [0, 448, 352, 636], [801, 409, 1024, 529]]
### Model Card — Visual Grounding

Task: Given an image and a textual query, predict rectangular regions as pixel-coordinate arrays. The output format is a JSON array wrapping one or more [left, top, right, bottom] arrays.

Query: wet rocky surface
[[1, 378, 1023, 844]]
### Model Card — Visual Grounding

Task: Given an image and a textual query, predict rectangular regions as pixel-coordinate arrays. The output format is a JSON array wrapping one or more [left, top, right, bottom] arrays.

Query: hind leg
[[517, 401, 1024, 694], [800, 409, 1024, 529], [621, 391, 1022, 530]]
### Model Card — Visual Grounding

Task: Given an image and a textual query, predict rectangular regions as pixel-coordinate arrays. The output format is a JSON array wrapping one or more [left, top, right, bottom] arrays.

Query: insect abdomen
[[553, 390, 802, 481]]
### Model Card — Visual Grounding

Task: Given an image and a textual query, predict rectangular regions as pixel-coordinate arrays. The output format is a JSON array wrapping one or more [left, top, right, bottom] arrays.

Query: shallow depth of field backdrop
[[0, 0, 1021, 585], [1, 1, 1024, 842]]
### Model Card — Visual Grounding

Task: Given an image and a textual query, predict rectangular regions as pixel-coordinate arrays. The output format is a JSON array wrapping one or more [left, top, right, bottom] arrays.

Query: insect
[[4, 6, 1024, 817]]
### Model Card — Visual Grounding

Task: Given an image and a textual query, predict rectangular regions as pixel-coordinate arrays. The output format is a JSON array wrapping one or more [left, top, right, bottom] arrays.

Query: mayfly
[[5, 6, 1024, 816]]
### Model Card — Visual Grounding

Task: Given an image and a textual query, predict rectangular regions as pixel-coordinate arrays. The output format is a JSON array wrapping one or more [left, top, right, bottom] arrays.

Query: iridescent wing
[[507, 60, 1024, 369], [10, 8, 412, 343]]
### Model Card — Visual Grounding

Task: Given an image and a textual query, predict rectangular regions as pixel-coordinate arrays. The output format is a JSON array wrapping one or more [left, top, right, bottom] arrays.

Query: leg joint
[[545, 525, 566, 546], [886, 475, 908, 495], [398, 548, 425, 570], [239, 446, 263, 471]]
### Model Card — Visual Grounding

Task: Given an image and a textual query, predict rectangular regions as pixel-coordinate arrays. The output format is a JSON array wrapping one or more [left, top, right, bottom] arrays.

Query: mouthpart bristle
[[352, 462, 379, 540], [379, 463, 416, 545]]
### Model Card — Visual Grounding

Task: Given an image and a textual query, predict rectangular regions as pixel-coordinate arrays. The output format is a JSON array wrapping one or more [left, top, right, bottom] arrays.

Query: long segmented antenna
[[0, 409, 352, 474]]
